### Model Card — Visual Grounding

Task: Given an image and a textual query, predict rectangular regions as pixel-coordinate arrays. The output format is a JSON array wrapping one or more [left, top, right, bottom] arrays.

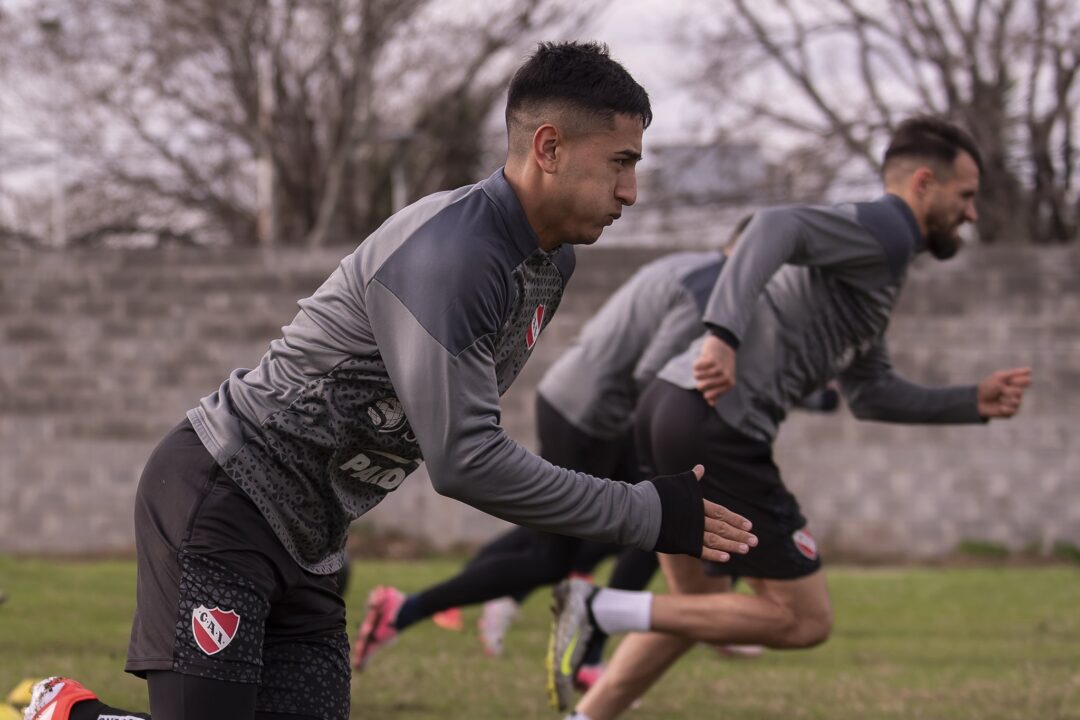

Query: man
[[549, 115, 1032, 718], [351, 245, 732, 687], [23, 42, 756, 720]]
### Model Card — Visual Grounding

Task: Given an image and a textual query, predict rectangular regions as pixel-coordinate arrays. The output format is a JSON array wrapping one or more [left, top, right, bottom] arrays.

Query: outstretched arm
[[365, 275, 756, 561], [841, 340, 1031, 423]]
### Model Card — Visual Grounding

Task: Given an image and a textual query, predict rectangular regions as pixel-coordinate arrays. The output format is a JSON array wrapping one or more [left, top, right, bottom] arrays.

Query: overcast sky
[[590, 0, 712, 145]]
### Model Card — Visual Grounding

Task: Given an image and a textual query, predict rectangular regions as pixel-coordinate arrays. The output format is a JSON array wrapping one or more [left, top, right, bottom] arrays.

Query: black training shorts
[[125, 420, 350, 720], [636, 381, 822, 580]]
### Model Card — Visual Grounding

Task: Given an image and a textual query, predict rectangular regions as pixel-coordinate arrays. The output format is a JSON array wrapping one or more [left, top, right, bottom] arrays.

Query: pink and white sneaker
[[352, 585, 405, 671], [21, 677, 97, 720]]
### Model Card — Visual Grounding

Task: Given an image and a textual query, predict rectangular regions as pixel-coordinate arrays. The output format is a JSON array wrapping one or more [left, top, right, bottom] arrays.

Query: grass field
[[1, 555, 1079, 719]]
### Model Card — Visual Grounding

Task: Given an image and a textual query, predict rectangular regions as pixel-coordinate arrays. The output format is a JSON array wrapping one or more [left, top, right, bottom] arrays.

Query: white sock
[[589, 587, 652, 634], [567, 713, 593, 720]]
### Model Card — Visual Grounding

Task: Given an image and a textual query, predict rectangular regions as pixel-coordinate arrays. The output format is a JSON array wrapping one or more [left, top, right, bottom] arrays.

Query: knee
[[764, 604, 832, 649], [790, 608, 833, 648]]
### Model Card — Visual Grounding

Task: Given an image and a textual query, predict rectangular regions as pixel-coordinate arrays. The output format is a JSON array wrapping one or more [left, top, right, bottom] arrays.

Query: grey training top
[[538, 251, 725, 439], [659, 194, 983, 443], [187, 169, 664, 574]]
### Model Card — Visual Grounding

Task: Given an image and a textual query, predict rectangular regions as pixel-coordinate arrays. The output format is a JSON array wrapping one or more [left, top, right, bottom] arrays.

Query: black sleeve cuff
[[705, 323, 740, 350], [648, 470, 704, 557]]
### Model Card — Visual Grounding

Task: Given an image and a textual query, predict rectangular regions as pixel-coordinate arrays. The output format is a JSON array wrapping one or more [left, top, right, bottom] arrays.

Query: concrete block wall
[[1, 243, 1076, 560]]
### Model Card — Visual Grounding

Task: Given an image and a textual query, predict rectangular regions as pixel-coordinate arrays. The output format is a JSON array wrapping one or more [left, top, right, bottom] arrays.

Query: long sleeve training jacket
[[188, 169, 669, 574], [658, 194, 983, 444]]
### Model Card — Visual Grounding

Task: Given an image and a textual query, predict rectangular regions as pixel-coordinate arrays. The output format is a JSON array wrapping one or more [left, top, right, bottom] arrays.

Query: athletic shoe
[[573, 663, 604, 692], [715, 643, 765, 659], [546, 578, 596, 711], [352, 585, 404, 671], [477, 597, 520, 656], [432, 607, 463, 632], [20, 677, 97, 720]]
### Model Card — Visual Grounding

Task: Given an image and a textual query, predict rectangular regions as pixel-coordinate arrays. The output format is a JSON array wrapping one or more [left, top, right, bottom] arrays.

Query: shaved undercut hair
[[882, 115, 984, 182], [505, 41, 652, 156]]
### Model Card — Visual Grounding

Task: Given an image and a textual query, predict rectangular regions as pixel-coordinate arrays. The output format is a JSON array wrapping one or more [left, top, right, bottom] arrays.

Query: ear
[[532, 124, 560, 174], [912, 166, 935, 197]]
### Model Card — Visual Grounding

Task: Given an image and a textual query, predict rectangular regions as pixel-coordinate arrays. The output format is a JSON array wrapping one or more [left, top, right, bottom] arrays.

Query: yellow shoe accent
[[545, 620, 558, 709], [6, 678, 42, 708], [559, 630, 580, 677]]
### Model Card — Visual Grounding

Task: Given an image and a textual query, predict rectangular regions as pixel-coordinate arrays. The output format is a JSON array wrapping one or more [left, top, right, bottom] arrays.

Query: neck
[[504, 159, 561, 252], [884, 185, 928, 238]]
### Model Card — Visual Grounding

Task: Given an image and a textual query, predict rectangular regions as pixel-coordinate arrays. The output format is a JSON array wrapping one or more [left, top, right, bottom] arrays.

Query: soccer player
[[22, 42, 757, 720], [352, 245, 731, 684], [550, 116, 1033, 718]]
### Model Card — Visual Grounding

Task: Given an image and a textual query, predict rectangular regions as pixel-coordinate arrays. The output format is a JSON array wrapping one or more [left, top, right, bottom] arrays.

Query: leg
[[650, 558, 832, 648], [575, 632, 695, 720], [401, 530, 581, 624], [467, 525, 535, 567], [578, 548, 660, 668], [147, 672, 257, 720], [575, 554, 729, 719]]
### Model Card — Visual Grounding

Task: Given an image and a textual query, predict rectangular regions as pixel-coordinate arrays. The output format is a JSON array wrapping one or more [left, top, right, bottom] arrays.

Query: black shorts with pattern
[[125, 420, 350, 720]]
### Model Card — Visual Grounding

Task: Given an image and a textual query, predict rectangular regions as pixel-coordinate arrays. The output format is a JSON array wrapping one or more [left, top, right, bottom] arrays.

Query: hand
[[976, 367, 1032, 418], [690, 464, 758, 562], [693, 335, 737, 406]]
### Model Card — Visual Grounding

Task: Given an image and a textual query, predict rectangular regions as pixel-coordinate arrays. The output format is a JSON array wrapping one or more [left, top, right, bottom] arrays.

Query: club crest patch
[[793, 529, 818, 560], [525, 304, 545, 349], [191, 605, 240, 656]]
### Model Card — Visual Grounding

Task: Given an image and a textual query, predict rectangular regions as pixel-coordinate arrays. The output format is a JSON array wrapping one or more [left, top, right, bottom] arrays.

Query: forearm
[[844, 373, 984, 424]]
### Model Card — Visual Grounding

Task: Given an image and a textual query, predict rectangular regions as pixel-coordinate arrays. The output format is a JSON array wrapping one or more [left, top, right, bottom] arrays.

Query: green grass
[[2, 556, 1080, 719]]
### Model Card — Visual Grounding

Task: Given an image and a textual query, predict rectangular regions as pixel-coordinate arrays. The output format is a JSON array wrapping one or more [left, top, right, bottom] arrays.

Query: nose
[[615, 170, 637, 207], [964, 200, 978, 223]]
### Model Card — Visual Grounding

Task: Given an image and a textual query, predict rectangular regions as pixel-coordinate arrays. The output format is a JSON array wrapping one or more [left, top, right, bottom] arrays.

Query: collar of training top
[[482, 168, 546, 258]]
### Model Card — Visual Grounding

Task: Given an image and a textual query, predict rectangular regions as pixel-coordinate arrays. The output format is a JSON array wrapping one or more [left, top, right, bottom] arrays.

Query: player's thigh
[[257, 569, 350, 720], [659, 553, 732, 595], [255, 633, 350, 720]]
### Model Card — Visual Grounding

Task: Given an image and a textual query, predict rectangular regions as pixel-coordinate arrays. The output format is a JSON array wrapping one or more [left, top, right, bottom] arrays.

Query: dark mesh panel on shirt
[[492, 250, 569, 395], [223, 357, 422, 575]]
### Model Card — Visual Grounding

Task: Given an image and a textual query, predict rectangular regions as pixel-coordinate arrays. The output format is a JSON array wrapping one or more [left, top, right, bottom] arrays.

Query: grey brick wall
[[1, 243, 1076, 559]]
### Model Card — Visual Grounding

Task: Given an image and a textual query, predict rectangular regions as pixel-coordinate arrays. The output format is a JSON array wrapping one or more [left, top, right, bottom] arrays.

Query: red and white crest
[[525, 304, 545, 349], [191, 605, 241, 656], [793, 529, 818, 560]]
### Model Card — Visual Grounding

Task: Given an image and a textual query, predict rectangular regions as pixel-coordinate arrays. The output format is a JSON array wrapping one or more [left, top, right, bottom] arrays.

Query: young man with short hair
[[23, 41, 756, 720]]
